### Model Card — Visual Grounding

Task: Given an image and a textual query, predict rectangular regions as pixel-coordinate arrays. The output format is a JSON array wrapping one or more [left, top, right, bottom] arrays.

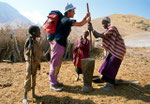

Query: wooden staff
[[75, 36, 83, 68], [29, 37, 34, 103], [86, 3, 92, 52]]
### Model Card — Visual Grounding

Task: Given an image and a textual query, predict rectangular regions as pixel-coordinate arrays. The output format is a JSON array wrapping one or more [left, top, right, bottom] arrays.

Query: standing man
[[88, 17, 126, 91], [49, 3, 91, 92]]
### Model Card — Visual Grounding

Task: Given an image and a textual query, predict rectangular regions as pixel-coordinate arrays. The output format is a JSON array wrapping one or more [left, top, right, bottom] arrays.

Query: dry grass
[[0, 26, 103, 62], [92, 14, 150, 36], [0, 26, 49, 62]]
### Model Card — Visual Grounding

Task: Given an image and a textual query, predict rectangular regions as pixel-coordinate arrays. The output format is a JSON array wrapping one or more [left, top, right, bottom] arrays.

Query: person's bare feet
[[74, 74, 79, 82]]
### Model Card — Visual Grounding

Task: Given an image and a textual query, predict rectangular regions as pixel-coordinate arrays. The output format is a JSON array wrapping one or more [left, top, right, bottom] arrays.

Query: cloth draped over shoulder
[[102, 26, 126, 60], [73, 38, 90, 68]]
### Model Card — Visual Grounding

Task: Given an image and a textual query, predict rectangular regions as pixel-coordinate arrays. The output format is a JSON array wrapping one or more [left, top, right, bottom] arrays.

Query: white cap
[[65, 3, 76, 13], [102, 17, 111, 23]]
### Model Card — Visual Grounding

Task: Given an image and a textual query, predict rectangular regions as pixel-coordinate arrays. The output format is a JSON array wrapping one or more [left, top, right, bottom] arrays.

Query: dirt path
[[0, 48, 150, 104], [124, 32, 150, 48]]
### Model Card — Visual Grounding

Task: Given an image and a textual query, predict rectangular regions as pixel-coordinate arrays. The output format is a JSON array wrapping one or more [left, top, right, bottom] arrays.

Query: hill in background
[[69, 14, 150, 42], [0, 2, 33, 28]]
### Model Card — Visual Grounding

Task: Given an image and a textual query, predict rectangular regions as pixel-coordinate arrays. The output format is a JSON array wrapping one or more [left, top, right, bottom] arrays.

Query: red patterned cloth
[[73, 38, 90, 68], [102, 26, 126, 60]]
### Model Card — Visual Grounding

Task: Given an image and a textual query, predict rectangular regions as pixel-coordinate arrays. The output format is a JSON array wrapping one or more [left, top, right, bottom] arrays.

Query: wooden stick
[[13, 31, 23, 61], [86, 3, 92, 52], [86, 3, 89, 13], [29, 37, 34, 103], [43, 47, 50, 57], [75, 37, 83, 68], [129, 84, 144, 93]]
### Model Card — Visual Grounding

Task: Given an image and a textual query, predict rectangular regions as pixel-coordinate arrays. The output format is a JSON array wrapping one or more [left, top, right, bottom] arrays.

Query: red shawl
[[73, 38, 90, 68]]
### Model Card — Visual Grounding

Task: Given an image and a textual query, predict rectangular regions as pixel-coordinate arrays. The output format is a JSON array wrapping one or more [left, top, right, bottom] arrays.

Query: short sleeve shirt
[[55, 16, 76, 47]]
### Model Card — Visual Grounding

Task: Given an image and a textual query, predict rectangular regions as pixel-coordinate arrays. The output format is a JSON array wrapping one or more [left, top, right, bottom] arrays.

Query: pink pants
[[49, 41, 65, 85]]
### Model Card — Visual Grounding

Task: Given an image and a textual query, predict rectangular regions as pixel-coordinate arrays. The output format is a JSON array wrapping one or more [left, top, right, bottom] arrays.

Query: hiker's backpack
[[44, 10, 63, 34]]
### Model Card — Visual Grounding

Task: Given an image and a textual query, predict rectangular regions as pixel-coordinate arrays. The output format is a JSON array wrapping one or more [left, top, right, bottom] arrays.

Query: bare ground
[[0, 47, 150, 104]]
